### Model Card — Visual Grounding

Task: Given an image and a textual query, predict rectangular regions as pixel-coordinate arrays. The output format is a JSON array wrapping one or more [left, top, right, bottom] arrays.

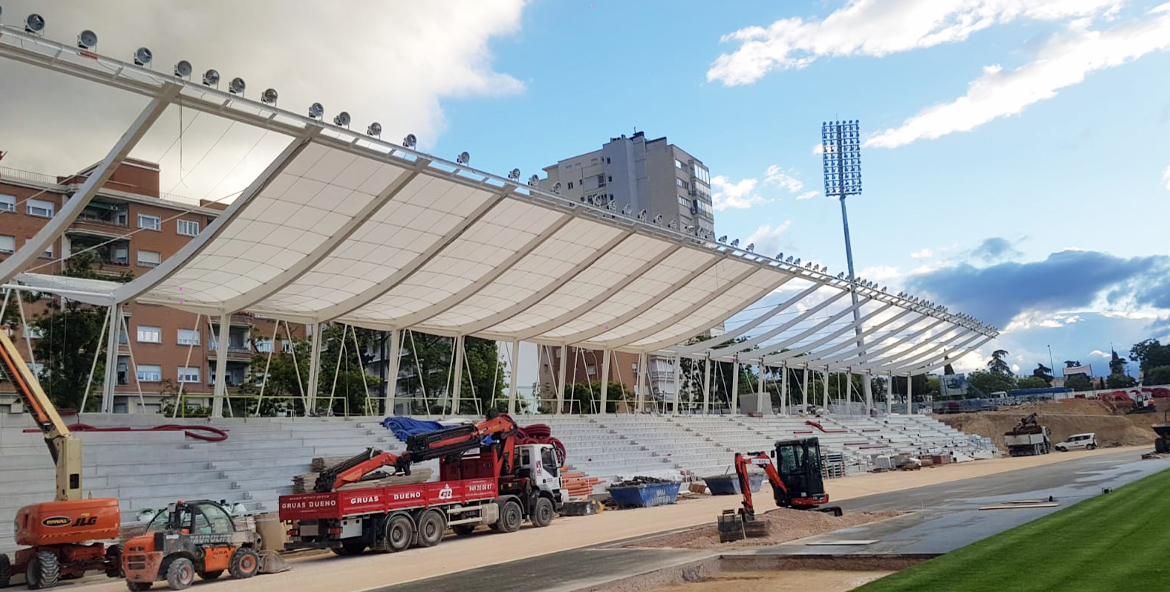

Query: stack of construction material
[[561, 471, 602, 499]]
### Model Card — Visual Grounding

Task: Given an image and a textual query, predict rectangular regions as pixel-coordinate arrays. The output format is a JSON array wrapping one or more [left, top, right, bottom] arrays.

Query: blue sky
[[431, 0, 1170, 377], [3, 0, 1169, 378]]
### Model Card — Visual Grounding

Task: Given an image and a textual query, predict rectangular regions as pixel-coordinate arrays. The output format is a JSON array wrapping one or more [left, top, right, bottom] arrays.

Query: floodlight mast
[[822, 119, 869, 406]]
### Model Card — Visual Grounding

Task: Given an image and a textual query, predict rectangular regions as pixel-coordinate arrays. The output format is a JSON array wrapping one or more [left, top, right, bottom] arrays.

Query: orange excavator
[[718, 437, 843, 543], [0, 332, 122, 588]]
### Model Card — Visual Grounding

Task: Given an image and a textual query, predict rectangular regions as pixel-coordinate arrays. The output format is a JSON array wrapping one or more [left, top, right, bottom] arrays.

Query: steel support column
[[600, 349, 611, 414], [756, 361, 767, 416], [451, 335, 465, 416], [305, 323, 323, 416], [822, 369, 829, 409], [212, 314, 231, 418], [100, 304, 122, 413], [556, 345, 567, 415], [672, 354, 681, 415], [386, 329, 401, 415], [886, 372, 893, 415], [730, 360, 739, 416], [801, 367, 809, 413], [781, 364, 789, 415], [636, 352, 647, 413], [703, 353, 712, 415], [906, 373, 913, 415], [508, 340, 520, 415]]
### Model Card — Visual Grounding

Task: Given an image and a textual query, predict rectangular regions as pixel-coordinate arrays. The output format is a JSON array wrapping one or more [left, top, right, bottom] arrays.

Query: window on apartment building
[[137, 325, 162, 343], [177, 219, 200, 236], [674, 159, 683, 169], [177, 366, 200, 383], [567, 182, 574, 189], [137, 250, 161, 267], [692, 163, 711, 185], [138, 214, 161, 231], [0, 194, 15, 212], [255, 338, 274, 353], [136, 364, 162, 382], [27, 199, 54, 218], [177, 328, 200, 345], [597, 174, 606, 187], [679, 197, 689, 208], [24, 326, 44, 339], [0, 235, 14, 254], [41, 243, 53, 259]]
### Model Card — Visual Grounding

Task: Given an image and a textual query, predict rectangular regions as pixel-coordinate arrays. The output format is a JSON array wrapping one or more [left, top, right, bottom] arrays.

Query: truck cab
[[517, 444, 566, 506]]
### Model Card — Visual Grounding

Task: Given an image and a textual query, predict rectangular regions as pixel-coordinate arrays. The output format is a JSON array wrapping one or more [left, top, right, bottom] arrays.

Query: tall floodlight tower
[[822, 120, 869, 411]]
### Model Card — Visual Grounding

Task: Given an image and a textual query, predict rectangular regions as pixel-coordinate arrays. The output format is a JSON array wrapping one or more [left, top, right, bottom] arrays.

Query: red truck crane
[[279, 413, 563, 555]]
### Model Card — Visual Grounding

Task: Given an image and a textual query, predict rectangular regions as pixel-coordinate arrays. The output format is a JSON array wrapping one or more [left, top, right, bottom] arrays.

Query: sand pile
[[624, 508, 900, 550], [940, 398, 1165, 449]]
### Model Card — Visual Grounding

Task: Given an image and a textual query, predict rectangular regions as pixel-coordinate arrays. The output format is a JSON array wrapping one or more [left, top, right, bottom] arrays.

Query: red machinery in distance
[[315, 414, 519, 492], [719, 437, 843, 543]]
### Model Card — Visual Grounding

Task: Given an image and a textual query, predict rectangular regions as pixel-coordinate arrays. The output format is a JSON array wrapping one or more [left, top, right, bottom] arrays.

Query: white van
[[1054, 433, 1097, 452]]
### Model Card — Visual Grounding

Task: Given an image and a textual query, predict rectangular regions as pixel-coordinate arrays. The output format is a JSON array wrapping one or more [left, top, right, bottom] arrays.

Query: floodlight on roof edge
[[25, 13, 45, 35], [333, 111, 351, 128], [528, 174, 538, 186], [308, 102, 324, 120], [366, 122, 381, 138], [508, 168, 521, 182], [133, 47, 152, 67], [456, 151, 470, 166], [730, 238, 739, 248], [261, 88, 278, 105], [402, 133, 417, 149], [202, 69, 220, 87], [228, 77, 245, 95], [174, 60, 192, 79], [76, 29, 97, 50]]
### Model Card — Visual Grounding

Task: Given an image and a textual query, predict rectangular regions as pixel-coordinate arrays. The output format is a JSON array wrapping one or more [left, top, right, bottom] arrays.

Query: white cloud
[[1089, 349, 1110, 358], [764, 165, 804, 193], [746, 221, 792, 257], [867, 7, 1170, 148], [796, 191, 820, 200], [707, 0, 1124, 86], [858, 265, 903, 283], [910, 248, 933, 259], [0, 0, 527, 199], [1163, 164, 1170, 189], [710, 175, 768, 211]]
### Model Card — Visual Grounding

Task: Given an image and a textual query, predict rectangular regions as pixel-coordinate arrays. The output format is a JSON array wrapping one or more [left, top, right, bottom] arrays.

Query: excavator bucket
[[258, 550, 291, 574], [717, 510, 745, 543], [743, 516, 770, 538]]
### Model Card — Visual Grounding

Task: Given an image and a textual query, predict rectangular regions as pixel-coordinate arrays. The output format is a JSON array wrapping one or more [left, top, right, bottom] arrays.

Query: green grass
[[854, 466, 1170, 592]]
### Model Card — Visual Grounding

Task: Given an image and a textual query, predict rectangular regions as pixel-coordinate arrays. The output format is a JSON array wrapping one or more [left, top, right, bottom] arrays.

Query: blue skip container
[[703, 473, 765, 495], [607, 482, 682, 508]]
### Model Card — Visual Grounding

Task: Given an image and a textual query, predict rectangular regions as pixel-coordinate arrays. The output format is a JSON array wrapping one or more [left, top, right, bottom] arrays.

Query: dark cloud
[[971, 237, 1022, 263], [908, 250, 1170, 326]]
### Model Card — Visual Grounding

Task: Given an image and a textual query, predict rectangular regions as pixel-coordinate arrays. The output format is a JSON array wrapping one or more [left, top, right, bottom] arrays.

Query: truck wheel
[[386, 515, 415, 552], [126, 582, 153, 591], [229, 548, 259, 579], [165, 557, 195, 590], [531, 497, 555, 528], [105, 545, 124, 578], [415, 511, 445, 548], [26, 551, 60, 590], [199, 569, 223, 580], [452, 524, 477, 536], [0, 553, 10, 588], [498, 501, 523, 533], [1088, 443, 1096, 450]]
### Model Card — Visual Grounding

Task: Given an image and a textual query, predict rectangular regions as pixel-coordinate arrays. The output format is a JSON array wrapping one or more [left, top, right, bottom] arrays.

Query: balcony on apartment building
[[68, 235, 132, 278], [208, 326, 254, 362]]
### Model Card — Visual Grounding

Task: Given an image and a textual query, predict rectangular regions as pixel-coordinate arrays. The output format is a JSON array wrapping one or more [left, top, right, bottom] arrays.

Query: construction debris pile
[[624, 508, 901, 550]]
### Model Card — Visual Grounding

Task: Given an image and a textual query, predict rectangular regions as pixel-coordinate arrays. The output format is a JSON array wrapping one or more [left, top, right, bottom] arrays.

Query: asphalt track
[[377, 449, 1170, 592]]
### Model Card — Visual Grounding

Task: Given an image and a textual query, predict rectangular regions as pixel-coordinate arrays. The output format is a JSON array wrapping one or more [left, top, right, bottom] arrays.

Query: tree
[[1146, 366, 1170, 385], [1031, 363, 1053, 386], [1130, 339, 1170, 375], [1016, 376, 1048, 389], [1106, 373, 1137, 389], [1065, 374, 1093, 391], [988, 349, 1012, 376], [968, 369, 1015, 395], [1109, 350, 1128, 377]]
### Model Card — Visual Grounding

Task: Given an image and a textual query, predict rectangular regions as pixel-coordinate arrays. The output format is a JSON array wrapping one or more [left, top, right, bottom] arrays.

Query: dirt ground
[[625, 508, 901, 550], [653, 570, 893, 592], [939, 399, 1166, 450], [64, 446, 1144, 592]]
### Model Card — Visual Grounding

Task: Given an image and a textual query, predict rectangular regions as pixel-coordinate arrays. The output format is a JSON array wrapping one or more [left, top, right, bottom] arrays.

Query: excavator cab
[[773, 438, 829, 508]]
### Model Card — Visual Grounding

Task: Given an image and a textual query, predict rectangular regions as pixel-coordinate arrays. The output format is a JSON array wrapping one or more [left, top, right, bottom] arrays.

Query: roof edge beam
[[767, 307, 916, 366], [712, 289, 851, 357], [816, 317, 946, 368], [744, 301, 893, 365], [668, 278, 816, 356]]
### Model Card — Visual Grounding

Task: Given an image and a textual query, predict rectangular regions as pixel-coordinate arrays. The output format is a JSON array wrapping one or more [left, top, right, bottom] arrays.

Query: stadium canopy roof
[[0, 26, 997, 372]]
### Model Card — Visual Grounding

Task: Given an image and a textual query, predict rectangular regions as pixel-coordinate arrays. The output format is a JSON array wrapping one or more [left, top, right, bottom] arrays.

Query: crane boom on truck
[[314, 415, 518, 492], [280, 413, 562, 556], [0, 331, 122, 589]]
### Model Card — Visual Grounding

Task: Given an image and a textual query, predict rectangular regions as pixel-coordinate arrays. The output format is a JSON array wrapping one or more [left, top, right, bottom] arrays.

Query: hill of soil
[[939, 398, 1166, 450]]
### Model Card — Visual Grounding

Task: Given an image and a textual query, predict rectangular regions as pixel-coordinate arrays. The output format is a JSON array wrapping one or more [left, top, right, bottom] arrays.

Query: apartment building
[[0, 158, 303, 413]]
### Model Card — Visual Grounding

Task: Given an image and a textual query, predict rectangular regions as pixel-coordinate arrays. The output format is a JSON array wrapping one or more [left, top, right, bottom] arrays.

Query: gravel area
[[623, 508, 902, 550]]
